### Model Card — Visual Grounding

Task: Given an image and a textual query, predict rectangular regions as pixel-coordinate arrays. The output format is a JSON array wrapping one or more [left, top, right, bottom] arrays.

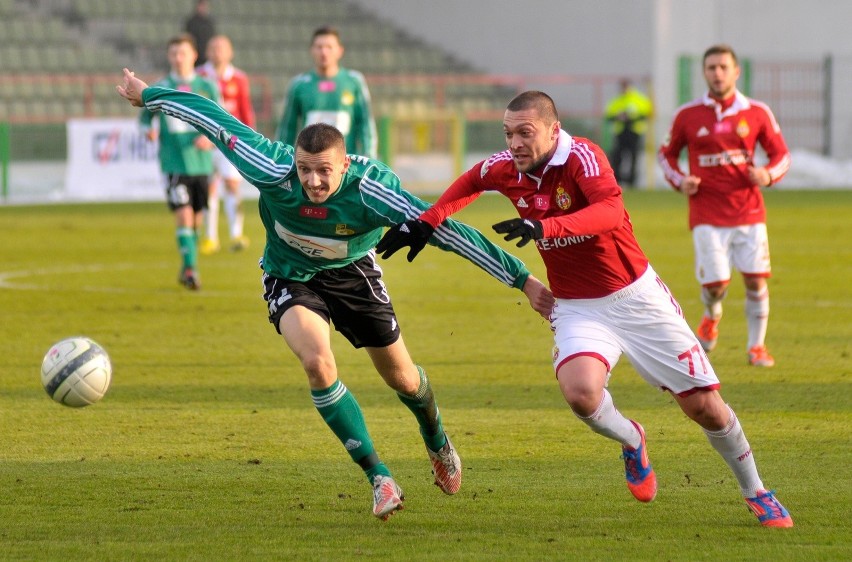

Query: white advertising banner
[[65, 118, 163, 201]]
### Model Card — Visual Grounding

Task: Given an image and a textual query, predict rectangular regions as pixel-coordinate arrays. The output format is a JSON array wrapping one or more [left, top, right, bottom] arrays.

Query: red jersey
[[420, 131, 649, 299], [198, 62, 256, 128], [658, 90, 790, 229]]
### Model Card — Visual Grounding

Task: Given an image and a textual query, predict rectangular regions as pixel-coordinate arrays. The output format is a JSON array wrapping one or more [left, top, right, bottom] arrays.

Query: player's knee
[[562, 386, 601, 417], [300, 354, 336, 385]]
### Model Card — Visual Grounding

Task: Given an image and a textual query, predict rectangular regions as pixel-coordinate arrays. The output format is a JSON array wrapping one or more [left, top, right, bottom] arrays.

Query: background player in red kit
[[197, 34, 255, 253], [376, 90, 793, 528], [658, 44, 790, 367]]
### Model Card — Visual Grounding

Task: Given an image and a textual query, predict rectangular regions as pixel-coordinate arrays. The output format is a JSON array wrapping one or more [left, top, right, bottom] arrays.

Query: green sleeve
[[142, 86, 295, 189], [275, 79, 300, 144], [352, 72, 377, 159], [359, 161, 530, 289]]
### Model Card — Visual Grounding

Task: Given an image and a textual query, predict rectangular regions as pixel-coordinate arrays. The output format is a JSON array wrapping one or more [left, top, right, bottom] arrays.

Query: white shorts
[[213, 150, 242, 181], [550, 265, 720, 396], [692, 224, 770, 285]]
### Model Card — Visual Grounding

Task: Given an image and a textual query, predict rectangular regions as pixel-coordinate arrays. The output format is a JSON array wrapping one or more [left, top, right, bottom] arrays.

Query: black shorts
[[165, 173, 209, 212], [262, 255, 401, 348]]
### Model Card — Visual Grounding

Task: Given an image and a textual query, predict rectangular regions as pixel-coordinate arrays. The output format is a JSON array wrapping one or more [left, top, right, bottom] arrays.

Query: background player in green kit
[[275, 26, 377, 158], [118, 68, 553, 520], [139, 33, 219, 290]]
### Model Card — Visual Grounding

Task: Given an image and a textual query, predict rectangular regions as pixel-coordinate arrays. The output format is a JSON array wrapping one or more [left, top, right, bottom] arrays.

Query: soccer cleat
[[427, 434, 462, 495], [199, 238, 221, 255], [621, 421, 657, 502], [748, 345, 775, 367], [230, 235, 250, 252], [745, 489, 793, 527], [371, 475, 404, 520], [696, 316, 720, 352], [178, 267, 201, 291]]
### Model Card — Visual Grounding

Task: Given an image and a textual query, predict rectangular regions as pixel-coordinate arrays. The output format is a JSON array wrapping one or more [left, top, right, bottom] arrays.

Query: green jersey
[[139, 73, 219, 175], [275, 69, 378, 159], [142, 86, 530, 289]]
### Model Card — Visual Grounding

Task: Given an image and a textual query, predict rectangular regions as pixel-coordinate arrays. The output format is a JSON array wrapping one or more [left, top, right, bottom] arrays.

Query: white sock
[[224, 192, 243, 239], [206, 195, 219, 242], [704, 405, 764, 497], [575, 389, 641, 448], [745, 287, 769, 348], [701, 286, 726, 320]]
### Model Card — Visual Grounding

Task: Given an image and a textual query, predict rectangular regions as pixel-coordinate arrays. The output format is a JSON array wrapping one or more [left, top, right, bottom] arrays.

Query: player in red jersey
[[197, 34, 256, 253], [376, 90, 792, 527], [658, 44, 790, 367]]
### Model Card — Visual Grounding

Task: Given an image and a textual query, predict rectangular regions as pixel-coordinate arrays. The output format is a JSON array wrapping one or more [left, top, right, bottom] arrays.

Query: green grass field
[[1, 190, 850, 561]]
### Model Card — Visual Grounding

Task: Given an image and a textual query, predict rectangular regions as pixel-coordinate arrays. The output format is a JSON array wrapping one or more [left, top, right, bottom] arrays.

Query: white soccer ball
[[41, 337, 112, 407]]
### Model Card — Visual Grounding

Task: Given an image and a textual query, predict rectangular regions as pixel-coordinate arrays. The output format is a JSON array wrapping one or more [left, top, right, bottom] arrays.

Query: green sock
[[312, 380, 390, 483], [397, 366, 447, 452], [176, 226, 197, 269]]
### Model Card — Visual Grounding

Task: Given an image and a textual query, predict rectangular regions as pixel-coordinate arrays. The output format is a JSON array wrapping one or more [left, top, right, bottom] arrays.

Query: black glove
[[376, 219, 435, 262], [492, 218, 544, 247]]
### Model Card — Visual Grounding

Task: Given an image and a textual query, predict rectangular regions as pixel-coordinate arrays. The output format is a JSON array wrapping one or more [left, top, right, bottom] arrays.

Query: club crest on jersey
[[736, 119, 750, 138], [335, 224, 355, 235], [534, 195, 549, 210], [552, 345, 560, 363], [300, 206, 328, 219], [341, 91, 355, 106], [555, 186, 571, 210]]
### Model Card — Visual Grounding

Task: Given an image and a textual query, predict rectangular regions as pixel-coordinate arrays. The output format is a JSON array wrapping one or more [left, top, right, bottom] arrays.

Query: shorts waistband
[[557, 265, 655, 308]]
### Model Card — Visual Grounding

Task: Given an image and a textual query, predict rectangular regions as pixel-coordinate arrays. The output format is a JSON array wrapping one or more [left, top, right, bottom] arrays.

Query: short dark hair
[[506, 91, 559, 123], [312, 26, 342, 45], [296, 123, 346, 154], [168, 32, 197, 52], [703, 44, 738, 66]]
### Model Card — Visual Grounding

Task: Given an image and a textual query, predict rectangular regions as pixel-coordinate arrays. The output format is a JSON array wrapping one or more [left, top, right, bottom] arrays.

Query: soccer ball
[[41, 337, 112, 407]]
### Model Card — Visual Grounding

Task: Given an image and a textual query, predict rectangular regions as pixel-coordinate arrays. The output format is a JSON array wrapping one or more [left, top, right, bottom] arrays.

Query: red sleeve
[[237, 73, 256, 128], [756, 104, 790, 185], [542, 144, 624, 237], [658, 110, 688, 191], [419, 165, 485, 228]]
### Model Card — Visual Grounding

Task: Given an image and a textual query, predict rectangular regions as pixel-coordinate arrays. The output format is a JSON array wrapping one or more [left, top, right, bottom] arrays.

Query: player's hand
[[376, 219, 435, 262], [195, 135, 214, 150], [116, 68, 148, 107], [680, 176, 701, 196], [748, 166, 771, 187], [492, 218, 543, 247], [522, 275, 555, 319]]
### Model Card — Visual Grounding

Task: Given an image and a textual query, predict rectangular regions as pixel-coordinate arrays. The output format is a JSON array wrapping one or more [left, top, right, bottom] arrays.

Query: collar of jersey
[[702, 89, 751, 119]]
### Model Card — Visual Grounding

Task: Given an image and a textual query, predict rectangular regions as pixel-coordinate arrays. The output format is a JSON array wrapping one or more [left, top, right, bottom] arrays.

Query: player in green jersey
[[139, 33, 220, 290], [275, 26, 377, 158], [118, 68, 554, 520]]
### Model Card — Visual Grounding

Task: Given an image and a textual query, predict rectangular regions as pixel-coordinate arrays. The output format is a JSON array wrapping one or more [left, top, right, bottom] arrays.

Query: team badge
[[335, 224, 355, 235], [736, 119, 750, 138], [555, 186, 571, 210], [552, 345, 560, 363], [341, 91, 355, 106]]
